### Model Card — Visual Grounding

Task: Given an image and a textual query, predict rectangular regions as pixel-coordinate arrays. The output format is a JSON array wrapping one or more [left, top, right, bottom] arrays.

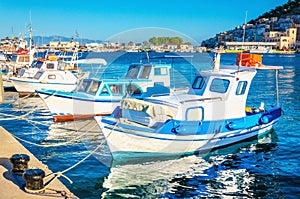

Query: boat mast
[[275, 69, 280, 107], [29, 11, 33, 65], [238, 11, 248, 69]]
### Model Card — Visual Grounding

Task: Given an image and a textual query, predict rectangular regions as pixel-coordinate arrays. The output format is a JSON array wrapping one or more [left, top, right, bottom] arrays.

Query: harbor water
[[0, 52, 299, 198]]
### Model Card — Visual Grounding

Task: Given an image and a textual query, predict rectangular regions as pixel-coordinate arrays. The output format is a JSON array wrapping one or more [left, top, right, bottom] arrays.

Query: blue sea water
[[0, 52, 299, 198]]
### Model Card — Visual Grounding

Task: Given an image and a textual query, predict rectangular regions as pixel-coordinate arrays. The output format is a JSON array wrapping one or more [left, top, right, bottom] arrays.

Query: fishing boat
[[95, 52, 282, 160], [9, 52, 95, 95], [36, 62, 177, 122]]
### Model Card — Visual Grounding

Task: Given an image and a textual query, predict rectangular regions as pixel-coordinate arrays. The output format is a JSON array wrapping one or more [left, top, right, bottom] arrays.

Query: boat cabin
[[119, 66, 258, 128], [17, 55, 77, 78], [33, 69, 78, 84], [73, 63, 173, 99], [122, 63, 171, 87]]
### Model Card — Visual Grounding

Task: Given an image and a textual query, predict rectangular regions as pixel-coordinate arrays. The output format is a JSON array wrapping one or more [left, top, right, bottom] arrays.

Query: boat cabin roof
[[123, 63, 171, 79]]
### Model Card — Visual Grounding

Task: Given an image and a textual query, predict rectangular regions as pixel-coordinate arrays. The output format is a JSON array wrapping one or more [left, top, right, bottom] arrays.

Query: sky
[[0, 0, 289, 44]]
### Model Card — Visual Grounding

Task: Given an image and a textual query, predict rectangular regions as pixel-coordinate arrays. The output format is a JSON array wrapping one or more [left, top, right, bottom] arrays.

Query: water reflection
[[101, 131, 280, 198]]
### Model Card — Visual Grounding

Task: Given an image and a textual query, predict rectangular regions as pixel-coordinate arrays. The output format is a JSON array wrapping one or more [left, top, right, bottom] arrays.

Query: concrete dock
[[0, 126, 78, 199]]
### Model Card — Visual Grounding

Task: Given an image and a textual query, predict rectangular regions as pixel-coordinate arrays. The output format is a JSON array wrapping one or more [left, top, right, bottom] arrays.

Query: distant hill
[[25, 35, 102, 46], [248, 0, 300, 24]]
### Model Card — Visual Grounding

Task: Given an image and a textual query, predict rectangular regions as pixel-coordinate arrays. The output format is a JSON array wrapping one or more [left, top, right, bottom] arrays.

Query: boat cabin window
[[31, 60, 43, 69], [139, 65, 151, 78], [125, 65, 140, 78], [18, 68, 26, 76], [154, 67, 168, 76], [88, 81, 100, 94], [78, 79, 101, 94], [192, 76, 206, 89], [210, 78, 230, 93], [185, 107, 203, 121], [78, 79, 91, 92], [18, 55, 30, 63], [126, 84, 142, 95], [46, 63, 55, 69], [108, 84, 123, 95], [11, 55, 18, 62], [100, 85, 110, 95], [34, 71, 44, 80], [236, 81, 248, 95], [48, 74, 56, 80]]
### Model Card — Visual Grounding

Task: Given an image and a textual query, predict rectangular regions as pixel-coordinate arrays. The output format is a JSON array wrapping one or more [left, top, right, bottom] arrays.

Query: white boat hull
[[11, 79, 76, 94], [97, 117, 277, 157], [38, 93, 120, 122]]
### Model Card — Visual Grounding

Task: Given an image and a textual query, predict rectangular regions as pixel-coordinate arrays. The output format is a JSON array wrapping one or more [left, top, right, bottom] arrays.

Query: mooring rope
[[44, 119, 117, 185], [12, 119, 100, 148]]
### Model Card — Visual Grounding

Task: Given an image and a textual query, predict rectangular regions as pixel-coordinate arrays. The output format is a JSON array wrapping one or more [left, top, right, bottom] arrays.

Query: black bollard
[[23, 169, 46, 193], [10, 154, 30, 175]]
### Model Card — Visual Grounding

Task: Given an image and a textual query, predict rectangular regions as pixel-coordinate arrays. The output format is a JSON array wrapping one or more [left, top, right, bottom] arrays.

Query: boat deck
[[0, 126, 78, 199]]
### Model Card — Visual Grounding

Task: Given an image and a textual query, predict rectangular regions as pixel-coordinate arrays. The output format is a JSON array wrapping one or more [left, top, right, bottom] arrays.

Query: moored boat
[[95, 52, 283, 160], [36, 62, 176, 122], [9, 53, 102, 95]]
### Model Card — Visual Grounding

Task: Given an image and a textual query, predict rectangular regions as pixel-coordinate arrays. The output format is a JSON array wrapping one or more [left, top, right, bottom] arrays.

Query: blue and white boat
[[36, 62, 178, 122], [95, 53, 282, 159]]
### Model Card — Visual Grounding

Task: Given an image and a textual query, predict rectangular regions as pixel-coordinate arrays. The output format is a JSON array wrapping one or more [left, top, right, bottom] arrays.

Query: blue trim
[[37, 89, 121, 102], [11, 78, 75, 85], [103, 121, 275, 142]]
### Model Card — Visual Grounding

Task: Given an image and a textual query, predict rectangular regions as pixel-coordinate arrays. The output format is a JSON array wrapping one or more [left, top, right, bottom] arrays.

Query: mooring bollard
[[23, 169, 46, 193], [10, 154, 30, 175]]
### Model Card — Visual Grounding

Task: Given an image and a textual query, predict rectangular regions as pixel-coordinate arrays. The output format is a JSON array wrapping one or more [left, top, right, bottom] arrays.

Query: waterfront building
[[263, 27, 297, 49], [49, 41, 79, 50]]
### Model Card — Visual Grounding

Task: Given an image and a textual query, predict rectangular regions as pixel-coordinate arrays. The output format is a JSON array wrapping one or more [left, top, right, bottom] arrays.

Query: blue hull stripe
[[12, 79, 75, 85], [104, 121, 276, 142], [38, 90, 121, 102]]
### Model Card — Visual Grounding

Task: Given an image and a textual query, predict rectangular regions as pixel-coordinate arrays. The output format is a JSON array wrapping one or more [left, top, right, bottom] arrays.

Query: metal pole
[[275, 69, 279, 107]]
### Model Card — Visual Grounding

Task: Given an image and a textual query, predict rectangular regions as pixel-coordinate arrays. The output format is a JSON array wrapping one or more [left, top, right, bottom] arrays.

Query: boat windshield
[[139, 65, 151, 78], [77, 79, 101, 95], [125, 65, 140, 78], [30, 60, 43, 69]]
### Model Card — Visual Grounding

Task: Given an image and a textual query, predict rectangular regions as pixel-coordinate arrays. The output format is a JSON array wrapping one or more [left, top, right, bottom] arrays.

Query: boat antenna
[[238, 10, 248, 71], [275, 69, 280, 107], [29, 11, 34, 66], [146, 51, 150, 64]]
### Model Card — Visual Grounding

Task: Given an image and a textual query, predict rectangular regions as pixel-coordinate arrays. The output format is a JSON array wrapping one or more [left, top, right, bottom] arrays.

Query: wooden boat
[[95, 52, 282, 160]]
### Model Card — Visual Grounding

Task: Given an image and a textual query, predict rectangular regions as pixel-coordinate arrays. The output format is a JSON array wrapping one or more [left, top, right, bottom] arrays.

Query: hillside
[[201, 0, 300, 47], [248, 0, 300, 24]]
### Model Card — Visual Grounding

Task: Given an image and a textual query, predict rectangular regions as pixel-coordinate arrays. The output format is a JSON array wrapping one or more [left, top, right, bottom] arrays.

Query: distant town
[[202, 14, 300, 53], [1, 11, 300, 53]]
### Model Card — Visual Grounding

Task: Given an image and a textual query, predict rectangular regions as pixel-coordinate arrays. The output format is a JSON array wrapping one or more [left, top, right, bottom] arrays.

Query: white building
[[264, 27, 297, 49]]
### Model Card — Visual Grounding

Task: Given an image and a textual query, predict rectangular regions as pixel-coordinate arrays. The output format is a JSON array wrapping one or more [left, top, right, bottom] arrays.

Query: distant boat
[[36, 62, 183, 122], [249, 46, 274, 54], [96, 51, 282, 160], [9, 53, 103, 95], [1, 49, 36, 89]]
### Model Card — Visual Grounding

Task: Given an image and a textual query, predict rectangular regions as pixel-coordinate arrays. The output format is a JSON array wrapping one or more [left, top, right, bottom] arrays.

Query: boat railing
[[180, 97, 222, 104]]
